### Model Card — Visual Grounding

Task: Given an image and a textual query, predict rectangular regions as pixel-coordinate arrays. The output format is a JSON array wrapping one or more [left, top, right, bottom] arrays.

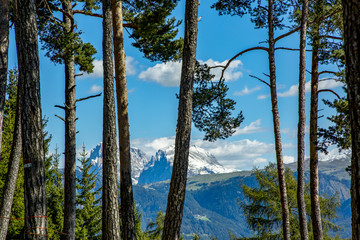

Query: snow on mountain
[[88, 143, 235, 185], [88, 143, 151, 184], [137, 145, 235, 184]]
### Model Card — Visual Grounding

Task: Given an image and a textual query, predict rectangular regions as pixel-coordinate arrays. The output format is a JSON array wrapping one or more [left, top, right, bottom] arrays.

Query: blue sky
[[7, 0, 345, 170]]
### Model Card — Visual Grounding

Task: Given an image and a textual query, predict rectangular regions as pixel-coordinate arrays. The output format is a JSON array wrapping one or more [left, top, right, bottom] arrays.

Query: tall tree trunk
[[342, 0, 360, 238], [102, 0, 121, 239], [16, 0, 48, 238], [309, 16, 323, 240], [161, 1, 198, 239], [112, 1, 136, 239], [0, 42, 22, 239], [0, 0, 9, 156], [268, 0, 291, 239], [62, 1, 77, 239], [297, 0, 309, 239]]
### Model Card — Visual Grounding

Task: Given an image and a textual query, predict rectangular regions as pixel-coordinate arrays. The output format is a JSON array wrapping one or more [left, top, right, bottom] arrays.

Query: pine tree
[[76, 146, 102, 240], [46, 147, 64, 239], [240, 163, 340, 240]]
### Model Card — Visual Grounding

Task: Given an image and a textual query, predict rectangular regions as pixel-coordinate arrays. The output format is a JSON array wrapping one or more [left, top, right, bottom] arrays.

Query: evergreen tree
[[76, 146, 102, 240], [46, 147, 64, 239], [240, 163, 340, 240]]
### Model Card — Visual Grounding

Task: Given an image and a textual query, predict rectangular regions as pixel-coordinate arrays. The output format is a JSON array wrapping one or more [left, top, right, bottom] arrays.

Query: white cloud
[[89, 84, 103, 93], [138, 58, 244, 87], [78, 56, 137, 79], [257, 94, 269, 100], [283, 155, 295, 164], [234, 85, 261, 96], [234, 119, 264, 135], [278, 78, 344, 97], [138, 61, 181, 87]]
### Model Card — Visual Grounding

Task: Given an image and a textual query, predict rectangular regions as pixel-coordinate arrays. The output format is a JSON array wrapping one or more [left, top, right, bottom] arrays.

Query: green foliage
[[211, 0, 290, 29], [0, 69, 25, 238], [46, 147, 64, 239], [37, 0, 97, 73], [240, 163, 341, 239], [123, 0, 183, 62], [192, 62, 244, 141], [76, 145, 102, 239], [146, 211, 165, 239]]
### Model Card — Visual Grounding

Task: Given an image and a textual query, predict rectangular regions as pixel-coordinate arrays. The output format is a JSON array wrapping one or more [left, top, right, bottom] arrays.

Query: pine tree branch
[[55, 115, 65, 122], [274, 47, 312, 51], [219, 46, 269, 81], [72, 10, 103, 18], [76, 93, 102, 103], [54, 105, 66, 110], [318, 70, 338, 76], [317, 89, 341, 99], [320, 35, 343, 40], [55, 7, 75, 33], [249, 75, 271, 87]]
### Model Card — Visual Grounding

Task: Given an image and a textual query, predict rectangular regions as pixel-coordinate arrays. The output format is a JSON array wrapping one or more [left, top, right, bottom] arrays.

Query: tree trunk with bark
[[309, 12, 323, 240], [0, 0, 9, 156], [268, 0, 291, 239], [112, 1, 136, 239], [61, 1, 77, 239], [102, 0, 121, 239], [342, 0, 360, 238], [0, 44, 22, 239], [16, 0, 48, 238], [297, 0, 309, 239], [161, 1, 198, 239]]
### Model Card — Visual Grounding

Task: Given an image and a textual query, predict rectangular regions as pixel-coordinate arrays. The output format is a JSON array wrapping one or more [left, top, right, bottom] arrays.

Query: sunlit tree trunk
[[17, 0, 48, 238], [309, 4, 323, 238], [342, 0, 360, 238], [102, 0, 121, 238], [61, 1, 77, 239], [297, 0, 309, 239], [268, 0, 291, 239], [0, 12, 22, 235], [0, 0, 9, 156], [161, 0, 199, 239], [112, 1, 136, 239]]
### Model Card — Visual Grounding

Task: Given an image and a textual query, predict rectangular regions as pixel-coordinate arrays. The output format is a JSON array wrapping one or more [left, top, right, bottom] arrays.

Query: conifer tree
[[76, 146, 102, 240], [45, 147, 64, 240]]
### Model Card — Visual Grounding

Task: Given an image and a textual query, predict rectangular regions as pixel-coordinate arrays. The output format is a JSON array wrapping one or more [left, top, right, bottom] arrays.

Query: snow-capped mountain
[[88, 143, 151, 184], [88, 143, 235, 185], [137, 145, 235, 184]]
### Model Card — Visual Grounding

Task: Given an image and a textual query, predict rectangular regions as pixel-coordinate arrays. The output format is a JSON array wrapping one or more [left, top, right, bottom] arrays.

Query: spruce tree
[[76, 146, 102, 240], [46, 147, 64, 240]]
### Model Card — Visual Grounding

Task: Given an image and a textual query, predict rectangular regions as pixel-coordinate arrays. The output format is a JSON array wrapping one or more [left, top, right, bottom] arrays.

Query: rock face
[[138, 145, 234, 184], [88, 143, 234, 185]]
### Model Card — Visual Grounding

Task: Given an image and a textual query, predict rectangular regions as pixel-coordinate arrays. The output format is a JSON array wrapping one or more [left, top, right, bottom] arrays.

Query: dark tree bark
[[112, 1, 136, 239], [268, 0, 291, 239], [0, 0, 9, 156], [102, 0, 121, 239], [342, 0, 360, 239], [0, 42, 22, 239], [309, 5, 323, 239], [16, 0, 48, 238], [61, 1, 77, 239], [161, 1, 198, 239], [297, 0, 309, 239]]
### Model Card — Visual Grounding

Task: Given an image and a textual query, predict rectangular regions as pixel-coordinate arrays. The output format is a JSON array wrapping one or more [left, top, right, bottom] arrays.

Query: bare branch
[[318, 70, 339, 76], [275, 47, 312, 52], [317, 89, 341, 99], [320, 35, 343, 40], [54, 105, 66, 110], [76, 93, 102, 103], [74, 73, 84, 78], [249, 75, 271, 87], [219, 46, 269, 81], [72, 10, 103, 18], [55, 6, 75, 33], [263, 73, 270, 78], [55, 115, 65, 122]]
